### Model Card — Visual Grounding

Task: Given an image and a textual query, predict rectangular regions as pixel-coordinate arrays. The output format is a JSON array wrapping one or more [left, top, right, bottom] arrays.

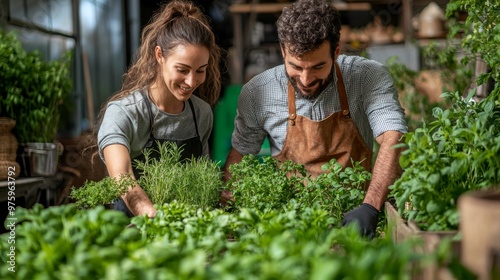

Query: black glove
[[341, 203, 379, 239]]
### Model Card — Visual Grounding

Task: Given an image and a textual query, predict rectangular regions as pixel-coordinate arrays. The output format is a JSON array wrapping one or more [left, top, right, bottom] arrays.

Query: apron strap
[[334, 61, 350, 116], [187, 99, 200, 138], [286, 60, 350, 125], [287, 83, 297, 126], [142, 91, 200, 139], [142, 91, 155, 138]]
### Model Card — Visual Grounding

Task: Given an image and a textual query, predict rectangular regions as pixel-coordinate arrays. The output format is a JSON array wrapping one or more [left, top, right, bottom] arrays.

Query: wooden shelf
[[229, 2, 372, 84], [229, 3, 289, 14], [229, 2, 372, 13], [228, 1, 450, 83]]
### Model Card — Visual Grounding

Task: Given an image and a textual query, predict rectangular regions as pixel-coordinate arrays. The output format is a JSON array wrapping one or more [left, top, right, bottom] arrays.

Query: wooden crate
[[385, 202, 460, 280], [57, 135, 108, 204]]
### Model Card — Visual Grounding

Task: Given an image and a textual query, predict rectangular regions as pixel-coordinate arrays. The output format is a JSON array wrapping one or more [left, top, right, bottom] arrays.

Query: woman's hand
[[103, 144, 156, 216]]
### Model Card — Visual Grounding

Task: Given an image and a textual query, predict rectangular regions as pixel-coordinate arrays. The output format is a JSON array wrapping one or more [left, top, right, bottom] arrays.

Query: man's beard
[[286, 68, 334, 100]]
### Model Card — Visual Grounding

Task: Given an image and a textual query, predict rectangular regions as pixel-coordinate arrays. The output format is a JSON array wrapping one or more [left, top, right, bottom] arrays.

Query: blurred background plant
[[387, 42, 473, 132], [0, 29, 72, 143]]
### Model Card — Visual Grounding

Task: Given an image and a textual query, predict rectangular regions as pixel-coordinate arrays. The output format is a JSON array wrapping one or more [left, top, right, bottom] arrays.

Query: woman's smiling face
[[156, 44, 209, 102]]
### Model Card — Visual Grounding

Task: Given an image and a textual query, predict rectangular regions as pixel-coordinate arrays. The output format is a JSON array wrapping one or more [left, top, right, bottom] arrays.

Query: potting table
[[0, 174, 64, 207]]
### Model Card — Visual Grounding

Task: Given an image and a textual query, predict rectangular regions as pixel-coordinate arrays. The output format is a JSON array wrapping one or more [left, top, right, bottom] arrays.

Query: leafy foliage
[[298, 159, 371, 224], [226, 155, 307, 211], [390, 0, 500, 231], [446, 0, 500, 83], [1, 201, 461, 279], [0, 30, 73, 143], [70, 174, 135, 209], [135, 141, 223, 209], [390, 89, 500, 230], [0, 204, 144, 279], [386, 43, 473, 132], [227, 156, 371, 225]]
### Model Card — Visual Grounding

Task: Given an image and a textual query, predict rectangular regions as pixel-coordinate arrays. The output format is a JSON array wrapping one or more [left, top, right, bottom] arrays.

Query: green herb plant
[[226, 155, 307, 211], [299, 159, 371, 224], [131, 200, 430, 280], [70, 174, 134, 209], [390, 0, 500, 231], [391, 90, 500, 230], [386, 43, 472, 132], [0, 200, 469, 278], [446, 0, 500, 83], [134, 141, 223, 209], [0, 204, 143, 280], [0, 30, 73, 143], [226, 156, 372, 226]]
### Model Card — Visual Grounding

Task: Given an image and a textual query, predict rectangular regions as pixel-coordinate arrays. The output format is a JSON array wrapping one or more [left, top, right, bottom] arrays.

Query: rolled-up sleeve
[[231, 85, 268, 155], [97, 103, 134, 159], [363, 63, 408, 138]]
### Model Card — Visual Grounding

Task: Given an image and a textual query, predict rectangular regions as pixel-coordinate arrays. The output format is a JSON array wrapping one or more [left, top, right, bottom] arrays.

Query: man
[[222, 0, 407, 239]]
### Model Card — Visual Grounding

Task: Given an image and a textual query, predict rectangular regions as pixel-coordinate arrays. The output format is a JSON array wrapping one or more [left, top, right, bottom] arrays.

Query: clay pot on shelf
[[413, 2, 446, 38], [365, 17, 393, 45]]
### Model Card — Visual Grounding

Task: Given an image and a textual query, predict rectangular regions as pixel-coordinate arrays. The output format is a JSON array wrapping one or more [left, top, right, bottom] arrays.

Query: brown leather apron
[[274, 62, 373, 178]]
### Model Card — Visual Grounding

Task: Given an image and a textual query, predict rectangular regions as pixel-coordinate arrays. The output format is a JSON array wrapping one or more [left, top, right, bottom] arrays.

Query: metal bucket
[[24, 143, 59, 177]]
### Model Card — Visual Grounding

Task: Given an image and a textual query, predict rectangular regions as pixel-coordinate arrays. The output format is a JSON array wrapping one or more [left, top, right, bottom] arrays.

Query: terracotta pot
[[459, 188, 500, 280]]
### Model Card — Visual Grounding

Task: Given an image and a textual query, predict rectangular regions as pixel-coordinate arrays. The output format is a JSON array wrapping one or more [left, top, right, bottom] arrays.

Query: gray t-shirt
[[98, 90, 213, 160], [232, 54, 408, 156]]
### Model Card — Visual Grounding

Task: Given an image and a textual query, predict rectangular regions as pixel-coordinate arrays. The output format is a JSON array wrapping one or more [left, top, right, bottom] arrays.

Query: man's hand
[[219, 190, 234, 208], [341, 203, 379, 239]]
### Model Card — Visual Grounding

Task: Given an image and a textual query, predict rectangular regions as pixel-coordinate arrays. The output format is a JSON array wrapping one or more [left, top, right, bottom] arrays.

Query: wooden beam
[[229, 2, 372, 14]]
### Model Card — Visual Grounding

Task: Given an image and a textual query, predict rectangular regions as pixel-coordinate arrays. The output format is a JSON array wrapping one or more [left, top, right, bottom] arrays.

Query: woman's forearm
[[122, 185, 156, 217], [103, 143, 156, 217]]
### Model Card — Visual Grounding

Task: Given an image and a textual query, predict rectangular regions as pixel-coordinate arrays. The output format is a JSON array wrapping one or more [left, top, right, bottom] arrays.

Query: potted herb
[[0, 29, 73, 177], [384, 2, 499, 277], [389, 0, 500, 232], [0, 29, 73, 143], [70, 174, 134, 209], [134, 141, 224, 209]]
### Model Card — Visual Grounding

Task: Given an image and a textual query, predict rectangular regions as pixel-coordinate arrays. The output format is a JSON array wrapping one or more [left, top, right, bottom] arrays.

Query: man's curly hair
[[276, 0, 341, 58]]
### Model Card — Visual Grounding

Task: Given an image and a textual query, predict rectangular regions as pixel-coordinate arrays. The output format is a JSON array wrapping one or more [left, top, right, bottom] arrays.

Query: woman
[[93, 0, 222, 217]]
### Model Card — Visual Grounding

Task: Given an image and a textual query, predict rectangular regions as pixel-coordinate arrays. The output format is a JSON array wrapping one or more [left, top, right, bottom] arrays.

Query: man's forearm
[[223, 148, 244, 182], [363, 131, 405, 211]]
